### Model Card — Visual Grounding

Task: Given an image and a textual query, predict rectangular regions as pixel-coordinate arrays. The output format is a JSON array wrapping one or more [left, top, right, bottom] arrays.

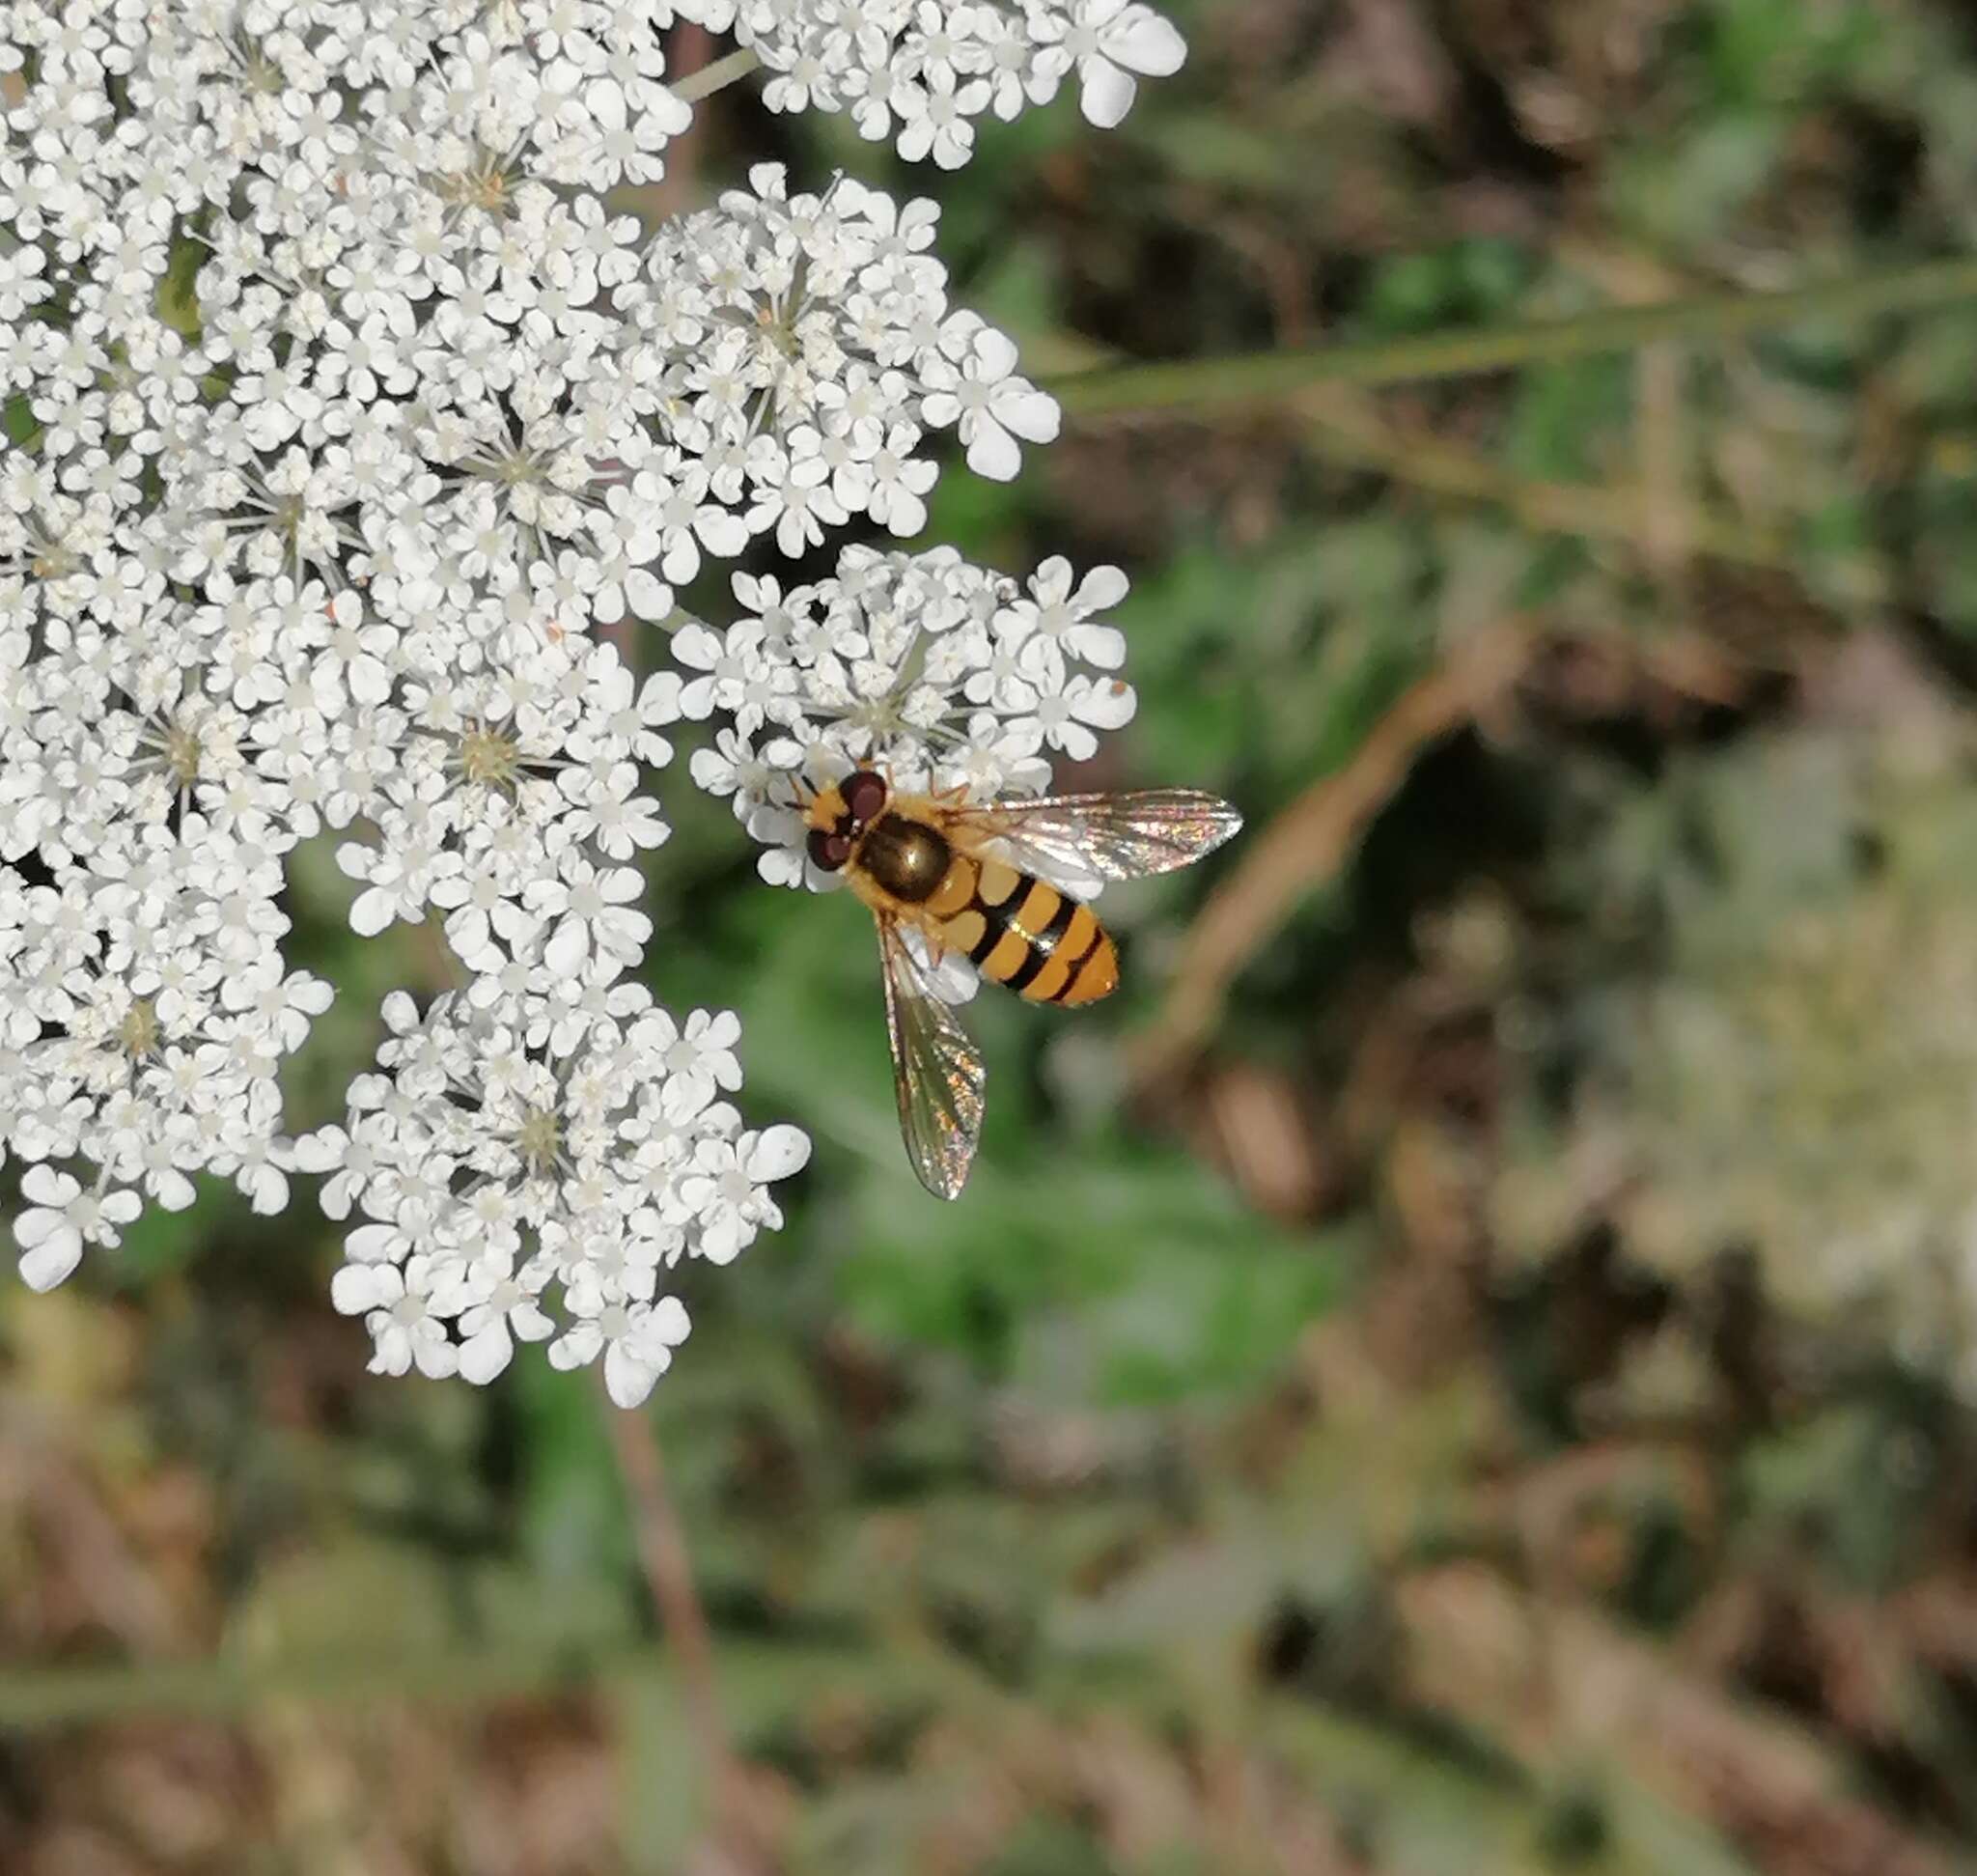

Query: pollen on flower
[[479, 445, 552, 491], [228, 35, 286, 96], [161, 722, 205, 790], [515, 1103, 562, 1176], [436, 150, 521, 217], [119, 998, 163, 1060], [844, 690, 915, 739], [758, 300, 797, 346], [457, 722, 524, 791]]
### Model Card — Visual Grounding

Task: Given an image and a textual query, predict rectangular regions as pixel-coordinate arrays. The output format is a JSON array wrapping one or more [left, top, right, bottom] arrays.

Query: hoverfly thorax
[[804, 767, 891, 873]]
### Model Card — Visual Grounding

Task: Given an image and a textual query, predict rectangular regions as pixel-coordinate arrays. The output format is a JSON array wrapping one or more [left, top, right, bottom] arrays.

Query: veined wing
[[959, 789, 1242, 886], [878, 914, 988, 1201]]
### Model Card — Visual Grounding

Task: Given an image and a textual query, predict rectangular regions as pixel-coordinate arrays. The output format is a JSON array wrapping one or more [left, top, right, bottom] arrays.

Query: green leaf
[[114, 1191, 213, 1281], [515, 1358, 630, 1587], [614, 1670, 708, 1867], [3, 392, 37, 447], [156, 220, 208, 339]]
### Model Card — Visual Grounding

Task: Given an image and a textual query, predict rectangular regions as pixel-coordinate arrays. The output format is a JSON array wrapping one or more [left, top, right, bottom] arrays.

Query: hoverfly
[[802, 768, 1242, 1199]]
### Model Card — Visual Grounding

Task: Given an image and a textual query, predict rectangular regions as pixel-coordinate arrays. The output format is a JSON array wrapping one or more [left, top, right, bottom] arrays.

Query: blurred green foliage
[[15, 2, 1977, 1872]]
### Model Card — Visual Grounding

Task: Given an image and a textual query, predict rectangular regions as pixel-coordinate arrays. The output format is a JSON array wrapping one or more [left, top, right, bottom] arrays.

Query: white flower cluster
[[0, 0, 1188, 1393], [620, 165, 1058, 552], [305, 988, 808, 1405], [0, 827, 330, 1290], [328, 626, 680, 982], [717, 0, 1187, 162], [679, 546, 1136, 884], [6, 10, 1060, 653], [0, 0, 728, 1387]]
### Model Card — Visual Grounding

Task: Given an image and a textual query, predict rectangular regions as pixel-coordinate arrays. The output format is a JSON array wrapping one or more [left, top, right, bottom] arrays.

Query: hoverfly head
[[803, 768, 889, 874]]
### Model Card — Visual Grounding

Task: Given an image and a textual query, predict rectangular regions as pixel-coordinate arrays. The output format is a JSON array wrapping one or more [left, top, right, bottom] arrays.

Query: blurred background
[[14, 1, 1977, 1869]]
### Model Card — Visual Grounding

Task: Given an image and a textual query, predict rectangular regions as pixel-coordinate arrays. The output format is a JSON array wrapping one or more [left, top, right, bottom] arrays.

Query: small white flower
[[335, 1254, 461, 1381], [526, 854, 652, 975], [1047, 0, 1189, 129], [454, 1249, 557, 1385], [551, 1293, 691, 1409], [919, 320, 1060, 482], [679, 1126, 812, 1264], [14, 1163, 143, 1292]]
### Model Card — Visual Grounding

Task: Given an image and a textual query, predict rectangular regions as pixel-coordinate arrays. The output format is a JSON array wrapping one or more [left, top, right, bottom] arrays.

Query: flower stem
[[1294, 386, 1839, 593], [600, 1386, 763, 1858], [0, 1635, 868, 1728], [1048, 256, 1977, 413], [671, 45, 760, 104]]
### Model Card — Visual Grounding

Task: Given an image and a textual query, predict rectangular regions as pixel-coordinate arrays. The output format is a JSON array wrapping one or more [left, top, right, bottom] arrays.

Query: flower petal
[[604, 1339, 660, 1409], [18, 1222, 83, 1293], [1078, 61, 1138, 128], [1108, 13, 1186, 78], [746, 1126, 812, 1183]]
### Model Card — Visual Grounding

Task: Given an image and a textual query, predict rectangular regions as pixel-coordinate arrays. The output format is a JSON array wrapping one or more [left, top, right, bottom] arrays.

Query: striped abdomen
[[856, 813, 1119, 1005], [930, 851, 1118, 1006]]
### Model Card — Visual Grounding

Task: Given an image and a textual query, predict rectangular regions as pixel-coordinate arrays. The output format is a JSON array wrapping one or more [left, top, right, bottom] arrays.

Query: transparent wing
[[957, 789, 1243, 886], [878, 914, 988, 1202]]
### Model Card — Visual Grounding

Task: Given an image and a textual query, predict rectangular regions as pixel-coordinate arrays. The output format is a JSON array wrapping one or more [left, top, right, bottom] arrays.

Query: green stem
[[1048, 256, 1977, 413], [0, 1636, 868, 1730], [1295, 395, 1835, 592], [0, 1629, 1131, 1732], [672, 45, 760, 104]]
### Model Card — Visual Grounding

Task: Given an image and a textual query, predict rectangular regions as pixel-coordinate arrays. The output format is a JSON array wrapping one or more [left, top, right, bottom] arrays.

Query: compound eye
[[840, 770, 888, 826], [807, 828, 853, 872]]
